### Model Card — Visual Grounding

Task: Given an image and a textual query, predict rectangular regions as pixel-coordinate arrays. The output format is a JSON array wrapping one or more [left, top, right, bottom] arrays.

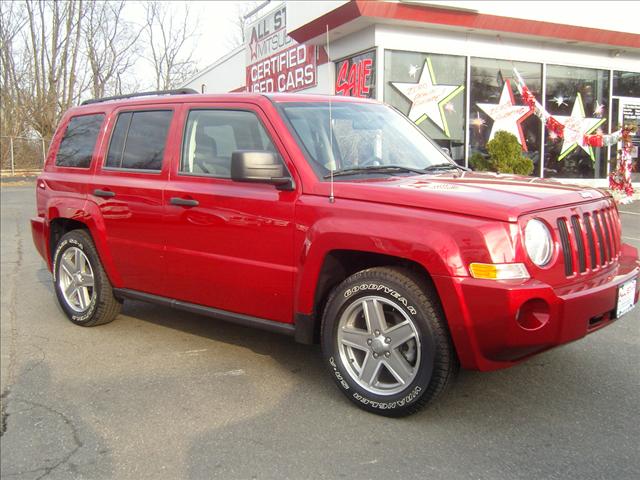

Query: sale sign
[[335, 50, 376, 99], [245, 4, 317, 93]]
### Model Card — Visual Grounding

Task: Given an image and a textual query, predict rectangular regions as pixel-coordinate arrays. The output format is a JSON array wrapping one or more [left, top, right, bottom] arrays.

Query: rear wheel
[[321, 267, 457, 417], [52, 230, 121, 326]]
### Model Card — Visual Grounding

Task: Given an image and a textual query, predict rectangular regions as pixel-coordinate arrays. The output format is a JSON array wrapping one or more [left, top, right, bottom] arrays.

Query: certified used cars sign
[[244, 3, 317, 93]]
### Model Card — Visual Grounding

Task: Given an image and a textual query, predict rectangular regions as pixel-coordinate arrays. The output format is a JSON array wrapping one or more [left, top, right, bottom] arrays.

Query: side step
[[113, 288, 296, 337]]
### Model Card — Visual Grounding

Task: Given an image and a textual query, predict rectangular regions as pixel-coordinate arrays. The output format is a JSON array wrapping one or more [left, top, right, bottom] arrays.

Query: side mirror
[[230, 151, 294, 190]]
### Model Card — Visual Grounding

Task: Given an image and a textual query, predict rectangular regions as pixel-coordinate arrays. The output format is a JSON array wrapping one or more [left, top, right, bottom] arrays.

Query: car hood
[[329, 171, 608, 222]]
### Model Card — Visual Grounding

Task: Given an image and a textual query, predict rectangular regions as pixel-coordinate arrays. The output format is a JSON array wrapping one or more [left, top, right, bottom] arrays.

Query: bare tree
[[84, 1, 143, 98], [1, 0, 203, 166], [0, 1, 30, 138], [144, 1, 198, 90], [226, 1, 263, 50], [23, 0, 87, 139]]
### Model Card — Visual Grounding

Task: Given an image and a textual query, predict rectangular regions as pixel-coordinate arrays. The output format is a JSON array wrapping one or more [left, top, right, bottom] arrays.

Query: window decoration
[[335, 50, 375, 99], [513, 68, 634, 201], [390, 58, 464, 138], [476, 80, 532, 150]]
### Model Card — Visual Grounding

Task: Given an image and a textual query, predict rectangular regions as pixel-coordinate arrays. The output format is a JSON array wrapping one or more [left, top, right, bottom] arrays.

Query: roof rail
[[80, 88, 199, 106]]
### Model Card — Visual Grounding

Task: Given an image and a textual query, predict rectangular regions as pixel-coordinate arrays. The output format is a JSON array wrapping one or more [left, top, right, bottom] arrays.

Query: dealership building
[[184, 1, 640, 185]]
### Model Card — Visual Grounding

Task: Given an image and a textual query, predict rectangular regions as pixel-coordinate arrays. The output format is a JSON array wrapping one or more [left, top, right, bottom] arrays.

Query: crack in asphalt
[[1, 216, 22, 438], [0, 397, 83, 479]]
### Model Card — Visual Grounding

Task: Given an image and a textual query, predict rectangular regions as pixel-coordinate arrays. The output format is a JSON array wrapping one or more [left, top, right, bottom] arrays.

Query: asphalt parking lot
[[1, 183, 639, 480]]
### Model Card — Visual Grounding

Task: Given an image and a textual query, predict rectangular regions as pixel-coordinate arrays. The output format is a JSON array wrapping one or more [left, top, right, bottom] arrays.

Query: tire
[[321, 267, 458, 417], [52, 229, 121, 326]]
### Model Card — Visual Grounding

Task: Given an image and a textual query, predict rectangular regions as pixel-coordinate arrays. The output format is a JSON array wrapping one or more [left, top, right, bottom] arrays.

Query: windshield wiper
[[323, 165, 427, 178], [422, 162, 470, 172]]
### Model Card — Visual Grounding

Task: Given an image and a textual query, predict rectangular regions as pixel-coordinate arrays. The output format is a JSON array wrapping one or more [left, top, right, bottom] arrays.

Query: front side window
[[105, 110, 173, 171], [180, 109, 279, 178], [55, 114, 105, 168], [279, 101, 451, 179]]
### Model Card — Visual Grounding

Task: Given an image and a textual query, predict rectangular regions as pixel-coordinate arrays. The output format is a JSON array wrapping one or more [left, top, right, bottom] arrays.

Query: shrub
[[473, 131, 534, 175]]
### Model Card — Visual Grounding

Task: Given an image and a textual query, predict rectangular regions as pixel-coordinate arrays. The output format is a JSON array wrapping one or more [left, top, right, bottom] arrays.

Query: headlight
[[524, 219, 553, 266]]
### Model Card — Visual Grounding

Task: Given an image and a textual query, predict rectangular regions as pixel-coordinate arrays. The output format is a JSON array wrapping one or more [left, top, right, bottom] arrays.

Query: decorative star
[[392, 58, 464, 137], [249, 33, 258, 61], [476, 80, 532, 150], [471, 113, 486, 130], [553, 95, 568, 107], [593, 102, 605, 117], [408, 64, 419, 78], [444, 102, 455, 113], [554, 92, 606, 160]]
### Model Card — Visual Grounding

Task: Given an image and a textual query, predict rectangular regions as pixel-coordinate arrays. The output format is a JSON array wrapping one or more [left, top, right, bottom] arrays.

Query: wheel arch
[[296, 249, 441, 345], [48, 203, 122, 287]]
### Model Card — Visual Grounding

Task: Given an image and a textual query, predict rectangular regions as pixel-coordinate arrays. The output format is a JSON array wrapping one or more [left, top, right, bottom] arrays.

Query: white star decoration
[[554, 93, 606, 160], [476, 80, 532, 150], [553, 95, 568, 107], [392, 58, 464, 137]]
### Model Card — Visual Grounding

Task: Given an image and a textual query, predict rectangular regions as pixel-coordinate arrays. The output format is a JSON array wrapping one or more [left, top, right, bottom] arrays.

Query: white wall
[[183, 47, 246, 93], [286, 1, 348, 34]]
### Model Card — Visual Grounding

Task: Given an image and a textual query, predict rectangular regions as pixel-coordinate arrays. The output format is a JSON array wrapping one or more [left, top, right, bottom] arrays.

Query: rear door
[[89, 107, 178, 295], [163, 102, 298, 323]]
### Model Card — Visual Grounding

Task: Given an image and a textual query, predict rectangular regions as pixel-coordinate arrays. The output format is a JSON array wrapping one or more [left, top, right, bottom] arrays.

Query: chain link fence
[[1, 136, 49, 175]]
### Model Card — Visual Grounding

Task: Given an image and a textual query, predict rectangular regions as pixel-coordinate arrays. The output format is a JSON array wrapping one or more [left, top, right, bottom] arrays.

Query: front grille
[[570, 215, 586, 273], [555, 205, 620, 277], [557, 218, 573, 276]]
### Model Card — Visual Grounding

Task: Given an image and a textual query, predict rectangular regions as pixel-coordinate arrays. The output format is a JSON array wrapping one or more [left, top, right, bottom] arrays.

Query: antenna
[[327, 25, 335, 204]]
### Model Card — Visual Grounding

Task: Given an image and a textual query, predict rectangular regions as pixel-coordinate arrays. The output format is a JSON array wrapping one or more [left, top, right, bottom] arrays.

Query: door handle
[[94, 189, 115, 198], [170, 197, 199, 207]]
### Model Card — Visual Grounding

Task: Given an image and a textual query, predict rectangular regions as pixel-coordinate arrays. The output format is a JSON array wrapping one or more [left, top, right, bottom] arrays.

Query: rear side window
[[55, 114, 105, 168], [105, 110, 173, 171]]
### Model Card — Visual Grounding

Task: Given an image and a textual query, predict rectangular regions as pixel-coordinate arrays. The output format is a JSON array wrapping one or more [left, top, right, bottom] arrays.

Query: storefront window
[[544, 65, 610, 179], [612, 71, 640, 181], [613, 70, 640, 98], [384, 50, 466, 165], [469, 58, 542, 175]]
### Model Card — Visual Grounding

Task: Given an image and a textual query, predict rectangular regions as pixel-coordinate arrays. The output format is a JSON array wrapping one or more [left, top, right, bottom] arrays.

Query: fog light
[[469, 263, 530, 280], [516, 298, 550, 330]]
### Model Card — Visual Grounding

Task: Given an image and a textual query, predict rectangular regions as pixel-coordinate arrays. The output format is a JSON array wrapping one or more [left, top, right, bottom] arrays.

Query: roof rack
[[80, 88, 198, 106]]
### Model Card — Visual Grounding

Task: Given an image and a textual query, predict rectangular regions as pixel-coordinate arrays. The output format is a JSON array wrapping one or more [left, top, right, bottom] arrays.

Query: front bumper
[[434, 243, 639, 371]]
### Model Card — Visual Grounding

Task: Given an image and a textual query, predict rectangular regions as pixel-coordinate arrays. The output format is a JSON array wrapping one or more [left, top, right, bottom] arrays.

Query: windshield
[[278, 101, 453, 179]]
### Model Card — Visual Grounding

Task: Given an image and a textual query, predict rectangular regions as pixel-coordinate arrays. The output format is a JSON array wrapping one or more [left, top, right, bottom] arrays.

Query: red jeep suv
[[31, 89, 639, 416]]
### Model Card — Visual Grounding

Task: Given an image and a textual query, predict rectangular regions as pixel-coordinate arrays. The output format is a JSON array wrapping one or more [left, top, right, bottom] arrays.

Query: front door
[[163, 103, 298, 323]]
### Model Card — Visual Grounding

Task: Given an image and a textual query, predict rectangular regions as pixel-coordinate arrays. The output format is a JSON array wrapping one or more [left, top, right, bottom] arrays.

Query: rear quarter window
[[55, 114, 105, 168]]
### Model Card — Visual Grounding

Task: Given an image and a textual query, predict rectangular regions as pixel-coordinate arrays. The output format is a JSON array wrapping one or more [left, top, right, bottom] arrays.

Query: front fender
[[293, 196, 514, 315]]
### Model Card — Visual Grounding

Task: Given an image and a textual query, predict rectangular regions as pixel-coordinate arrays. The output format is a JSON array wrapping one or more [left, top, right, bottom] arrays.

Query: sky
[[125, 1, 256, 83]]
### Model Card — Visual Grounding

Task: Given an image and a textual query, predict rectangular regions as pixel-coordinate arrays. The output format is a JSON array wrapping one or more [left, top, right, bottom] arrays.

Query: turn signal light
[[469, 263, 530, 280]]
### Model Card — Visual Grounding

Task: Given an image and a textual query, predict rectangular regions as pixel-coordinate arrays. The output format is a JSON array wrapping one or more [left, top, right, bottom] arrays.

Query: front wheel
[[321, 267, 457, 417]]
